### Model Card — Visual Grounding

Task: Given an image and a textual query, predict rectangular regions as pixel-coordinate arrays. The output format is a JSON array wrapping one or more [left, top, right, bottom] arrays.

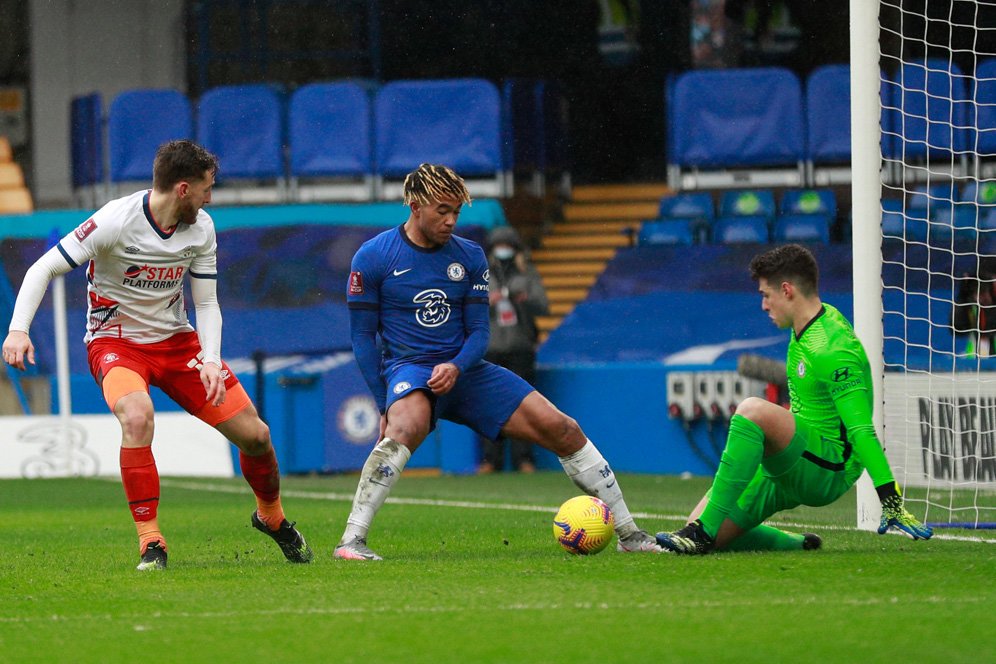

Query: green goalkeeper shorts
[[726, 415, 856, 531]]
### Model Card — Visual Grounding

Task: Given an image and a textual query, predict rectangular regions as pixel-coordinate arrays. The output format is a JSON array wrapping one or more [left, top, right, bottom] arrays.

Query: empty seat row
[[71, 78, 569, 202], [668, 59, 996, 189], [639, 188, 836, 246]]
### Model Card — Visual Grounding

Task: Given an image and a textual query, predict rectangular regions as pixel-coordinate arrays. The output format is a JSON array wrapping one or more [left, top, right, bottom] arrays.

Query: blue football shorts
[[384, 360, 534, 440]]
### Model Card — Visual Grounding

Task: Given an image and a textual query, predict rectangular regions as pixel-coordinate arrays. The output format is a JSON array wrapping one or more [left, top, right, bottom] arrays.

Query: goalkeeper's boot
[[616, 529, 663, 553], [251, 511, 314, 563], [655, 519, 715, 555], [136, 540, 167, 571], [802, 533, 822, 550], [333, 536, 383, 561]]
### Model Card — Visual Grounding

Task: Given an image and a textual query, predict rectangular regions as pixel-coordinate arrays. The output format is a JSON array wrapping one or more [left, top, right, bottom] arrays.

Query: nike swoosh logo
[[393, 268, 413, 276], [606, 481, 616, 488]]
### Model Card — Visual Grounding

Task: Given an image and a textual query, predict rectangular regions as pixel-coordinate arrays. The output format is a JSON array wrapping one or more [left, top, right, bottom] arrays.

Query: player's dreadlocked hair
[[403, 163, 472, 206], [749, 244, 819, 296]]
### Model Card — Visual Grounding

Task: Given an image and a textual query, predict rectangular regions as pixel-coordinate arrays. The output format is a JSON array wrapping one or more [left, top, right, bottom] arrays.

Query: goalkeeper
[[656, 244, 932, 554]]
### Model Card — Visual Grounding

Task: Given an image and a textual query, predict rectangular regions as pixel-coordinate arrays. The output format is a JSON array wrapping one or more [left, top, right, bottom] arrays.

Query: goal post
[[853, 0, 996, 530], [850, 0, 884, 531]]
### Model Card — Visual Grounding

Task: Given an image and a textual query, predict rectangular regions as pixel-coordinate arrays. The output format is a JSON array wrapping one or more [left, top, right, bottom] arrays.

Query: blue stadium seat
[[719, 190, 777, 220], [780, 189, 837, 218], [375, 79, 502, 178], [882, 59, 969, 161], [929, 203, 978, 242], [712, 216, 770, 244], [970, 59, 996, 160], [288, 82, 372, 178], [658, 192, 714, 222], [669, 68, 804, 169], [806, 65, 851, 164], [637, 219, 698, 246], [108, 89, 192, 182], [908, 182, 958, 210], [959, 180, 996, 205], [881, 198, 906, 239], [772, 214, 831, 243], [197, 84, 284, 180], [70, 93, 103, 189]]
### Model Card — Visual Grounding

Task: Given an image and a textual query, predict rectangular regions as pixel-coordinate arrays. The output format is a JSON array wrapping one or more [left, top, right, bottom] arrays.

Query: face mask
[[493, 246, 515, 260]]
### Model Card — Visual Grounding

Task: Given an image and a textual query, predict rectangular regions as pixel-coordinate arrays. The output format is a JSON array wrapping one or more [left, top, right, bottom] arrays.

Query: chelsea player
[[656, 244, 932, 554], [334, 163, 661, 560]]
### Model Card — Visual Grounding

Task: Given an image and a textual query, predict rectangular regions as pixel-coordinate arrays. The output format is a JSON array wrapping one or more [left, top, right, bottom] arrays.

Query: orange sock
[[239, 449, 286, 530], [137, 520, 166, 553]]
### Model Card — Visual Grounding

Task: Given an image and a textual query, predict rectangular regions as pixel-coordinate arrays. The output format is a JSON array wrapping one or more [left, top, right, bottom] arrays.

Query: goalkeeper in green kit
[[656, 244, 932, 554]]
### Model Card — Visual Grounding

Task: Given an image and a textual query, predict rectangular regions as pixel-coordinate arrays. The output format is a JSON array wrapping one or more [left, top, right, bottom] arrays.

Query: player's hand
[[427, 362, 460, 395], [200, 361, 227, 407], [876, 482, 933, 540], [2, 330, 35, 371]]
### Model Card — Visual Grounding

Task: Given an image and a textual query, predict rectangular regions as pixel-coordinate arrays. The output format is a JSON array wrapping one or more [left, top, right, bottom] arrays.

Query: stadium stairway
[[533, 183, 670, 342]]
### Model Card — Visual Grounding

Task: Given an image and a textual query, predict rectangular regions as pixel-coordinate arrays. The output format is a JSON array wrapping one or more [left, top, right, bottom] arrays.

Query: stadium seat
[[806, 65, 851, 167], [658, 192, 714, 222], [881, 198, 906, 238], [374, 79, 505, 198], [882, 59, 969, 164], [501, 79, 570, 196], [637, 218, 698, 246], [667, 67, 805, 189], [908, 182, 958, 210], [712, 216, 770, 244], [70, 93, 104, 193], [108, 89, 193, 183], [288, 81, 374, 201], [959, 180, 996, 205], [929, 203, 978, 242], [772, 214, 831, 243], [970, 59, 996, 170], [780, 188, 837, 218], [719, 190, 777, 220], [197, 84, 285, 201]]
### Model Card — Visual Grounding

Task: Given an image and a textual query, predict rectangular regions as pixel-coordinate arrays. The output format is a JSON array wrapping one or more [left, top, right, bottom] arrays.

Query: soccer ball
[[552, 495, 615, 555]]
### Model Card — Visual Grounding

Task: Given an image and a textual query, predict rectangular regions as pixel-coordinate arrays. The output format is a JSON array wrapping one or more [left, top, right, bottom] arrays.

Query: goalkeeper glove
[[876, 482, 933, 540]]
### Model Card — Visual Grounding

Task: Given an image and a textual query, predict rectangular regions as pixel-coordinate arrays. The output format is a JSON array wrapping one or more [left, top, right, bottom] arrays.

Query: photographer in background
[[953, 257, 996, 358], [479, 226, 549, 474]]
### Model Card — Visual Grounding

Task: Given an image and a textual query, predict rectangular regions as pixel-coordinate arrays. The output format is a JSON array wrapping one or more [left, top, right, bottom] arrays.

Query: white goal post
[[852, 0, 996, 530]]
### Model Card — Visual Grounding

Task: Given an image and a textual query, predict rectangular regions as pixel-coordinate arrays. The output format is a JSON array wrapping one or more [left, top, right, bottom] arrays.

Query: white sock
[[558, 439, 639, 537], [339, 438, 412, 544]]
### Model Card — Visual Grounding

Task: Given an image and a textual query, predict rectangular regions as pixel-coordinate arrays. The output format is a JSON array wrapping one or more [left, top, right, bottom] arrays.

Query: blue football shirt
[[348, 224, 490, 373]]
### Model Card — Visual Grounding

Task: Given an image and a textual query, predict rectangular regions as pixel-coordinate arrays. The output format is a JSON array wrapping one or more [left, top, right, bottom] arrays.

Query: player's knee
[[117, 403, 155, 445], [237, 417, 272, 456], [385, 418, 429, 446], [538, 413, 584, 455], [734, 396, 770, 424]]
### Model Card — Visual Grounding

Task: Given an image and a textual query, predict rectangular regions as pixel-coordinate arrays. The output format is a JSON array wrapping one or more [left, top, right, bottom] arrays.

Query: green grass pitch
[[1, 472, 993, 663]]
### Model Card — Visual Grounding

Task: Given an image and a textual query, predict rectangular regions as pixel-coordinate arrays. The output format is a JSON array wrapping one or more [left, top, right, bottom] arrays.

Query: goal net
[[854, 0, 996, 529]]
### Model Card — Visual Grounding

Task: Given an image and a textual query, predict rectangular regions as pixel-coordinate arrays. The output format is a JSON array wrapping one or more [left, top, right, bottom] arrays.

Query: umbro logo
[[124, 245, 141, 254], [393, 268, 413, 276]]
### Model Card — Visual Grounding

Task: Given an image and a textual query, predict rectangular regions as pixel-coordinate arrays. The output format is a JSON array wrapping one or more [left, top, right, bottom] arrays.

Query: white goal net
[[858, 0, 996, 529]]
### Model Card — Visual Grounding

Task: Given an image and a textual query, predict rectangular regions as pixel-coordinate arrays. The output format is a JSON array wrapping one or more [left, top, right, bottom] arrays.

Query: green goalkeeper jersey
[[785, 303, 894, 486]]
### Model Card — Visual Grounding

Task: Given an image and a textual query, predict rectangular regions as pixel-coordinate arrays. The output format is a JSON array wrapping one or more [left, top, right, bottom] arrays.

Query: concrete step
[[541, 274, 598, 288], [532, 248, 617, 262], [541, 233, 632, 249], [563, 201, 659, 222], [546, 287, 590, 302], [550, 220, 641, 235], [549, 302, 576, 316], [571, 182, 671, 203], [535, 261, 607, 277]]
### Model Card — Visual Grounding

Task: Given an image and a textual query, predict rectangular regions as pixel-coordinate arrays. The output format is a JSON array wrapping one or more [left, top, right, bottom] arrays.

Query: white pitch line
[[155, 478, 996, 544], [0, 594, 990, 625]]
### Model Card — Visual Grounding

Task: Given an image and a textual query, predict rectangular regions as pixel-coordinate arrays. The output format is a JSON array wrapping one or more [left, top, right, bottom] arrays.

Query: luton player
[[2, 140, 312, 570], [334, 163, 660, 560], [655, 244, 932, 554]]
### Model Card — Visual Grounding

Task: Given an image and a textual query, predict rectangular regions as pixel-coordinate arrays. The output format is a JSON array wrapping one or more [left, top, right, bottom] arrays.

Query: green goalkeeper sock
[[725, 524, 805, 552], [698, 414, 765, 538]]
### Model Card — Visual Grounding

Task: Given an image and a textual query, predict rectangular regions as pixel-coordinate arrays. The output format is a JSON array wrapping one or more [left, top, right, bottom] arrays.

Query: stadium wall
[[28, 0, 187, 207]]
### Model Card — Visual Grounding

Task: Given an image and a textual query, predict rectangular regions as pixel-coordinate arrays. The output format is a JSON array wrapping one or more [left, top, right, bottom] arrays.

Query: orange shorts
[[87, 331, 249, 426]]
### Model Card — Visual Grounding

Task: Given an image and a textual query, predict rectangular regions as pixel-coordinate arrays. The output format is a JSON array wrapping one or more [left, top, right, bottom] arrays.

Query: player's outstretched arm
[[2, 330, 35, 370], [876, 481, 933, 540]]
